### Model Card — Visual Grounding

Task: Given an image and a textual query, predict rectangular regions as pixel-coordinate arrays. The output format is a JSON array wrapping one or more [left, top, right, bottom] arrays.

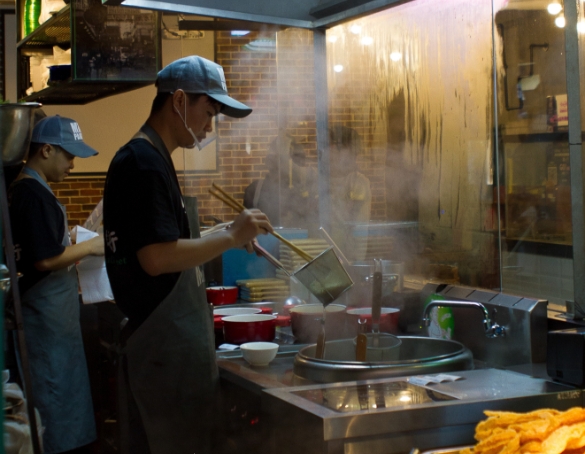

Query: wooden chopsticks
[[208, 182, 314, 263]]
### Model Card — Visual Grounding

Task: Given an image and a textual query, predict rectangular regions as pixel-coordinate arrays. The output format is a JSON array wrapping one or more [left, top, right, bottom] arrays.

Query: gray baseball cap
[[31, 115, 98, 158], [156, 56, 252, 119]]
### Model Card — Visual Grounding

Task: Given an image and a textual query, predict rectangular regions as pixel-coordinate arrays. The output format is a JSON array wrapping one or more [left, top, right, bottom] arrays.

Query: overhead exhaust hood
[[110, 0, 407, 29]]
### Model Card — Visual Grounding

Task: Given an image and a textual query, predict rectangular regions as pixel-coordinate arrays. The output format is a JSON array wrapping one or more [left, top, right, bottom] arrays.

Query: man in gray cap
[[8, 115, 103, 453], [103, 56, 272, 454]]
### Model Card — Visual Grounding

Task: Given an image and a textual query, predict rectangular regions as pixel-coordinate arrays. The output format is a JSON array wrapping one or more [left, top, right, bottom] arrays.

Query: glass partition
[[201, 0, 581, 306], [324, 0, 499, 289], [495, 0, 572, 306]]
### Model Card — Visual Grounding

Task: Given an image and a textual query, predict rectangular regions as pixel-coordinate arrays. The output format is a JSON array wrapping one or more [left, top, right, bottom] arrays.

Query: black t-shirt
[[8, 178, 66, 294], [103, 131, 189, 329]]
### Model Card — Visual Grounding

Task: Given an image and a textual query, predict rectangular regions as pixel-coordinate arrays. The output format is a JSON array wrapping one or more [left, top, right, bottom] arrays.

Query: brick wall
[[182, 29, 319, 227], [54, 28, 388, 229], [50, 177, 105, 227]]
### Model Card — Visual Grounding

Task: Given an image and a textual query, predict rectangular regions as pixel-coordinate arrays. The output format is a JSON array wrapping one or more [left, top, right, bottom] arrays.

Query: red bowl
[[206, 286, 239, 305], [222, 314, 276, 344], [213, 308, 262, 330]]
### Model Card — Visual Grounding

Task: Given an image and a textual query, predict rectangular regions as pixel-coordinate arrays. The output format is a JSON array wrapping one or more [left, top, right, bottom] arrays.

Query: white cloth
[[3, 373, 44, 454], [74, 226, 114, 304]]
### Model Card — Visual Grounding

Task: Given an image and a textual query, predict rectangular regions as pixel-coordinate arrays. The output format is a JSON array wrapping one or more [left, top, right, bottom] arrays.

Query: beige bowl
[[290, 304, 347, 344], [240, 342, 279, 366]]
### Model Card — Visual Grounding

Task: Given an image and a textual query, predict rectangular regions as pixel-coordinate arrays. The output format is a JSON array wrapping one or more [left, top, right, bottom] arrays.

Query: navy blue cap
[[31, 115, 98, 158], [156, 56, 252, 119]]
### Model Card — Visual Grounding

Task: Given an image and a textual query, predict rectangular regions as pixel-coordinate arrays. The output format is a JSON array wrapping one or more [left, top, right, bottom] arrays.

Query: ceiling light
[[333, 64, 344, 72], [327, 35, 338, 43], [555, 15, 566, 27], [361, 36, 373, 45], [390, 52, 402, 62], [350, 24, 362, 34], [578, 21, 585, 33], [547, 2, 562, 15], [243, 38, 276, 51]]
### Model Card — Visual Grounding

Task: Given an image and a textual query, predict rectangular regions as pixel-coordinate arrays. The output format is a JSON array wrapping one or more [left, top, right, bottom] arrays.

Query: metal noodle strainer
[[293, 247, 354, 306], [252, 242, 353, 306]]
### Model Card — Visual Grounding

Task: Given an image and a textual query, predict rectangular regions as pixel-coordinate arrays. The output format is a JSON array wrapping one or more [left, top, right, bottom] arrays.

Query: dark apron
[[18, 167, 96, 453], [118, 129, 218, 454]]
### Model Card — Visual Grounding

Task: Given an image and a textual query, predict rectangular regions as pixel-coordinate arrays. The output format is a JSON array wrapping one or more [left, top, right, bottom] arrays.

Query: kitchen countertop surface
[[216, 342, 563, 394], [217, 344, 300, 392]]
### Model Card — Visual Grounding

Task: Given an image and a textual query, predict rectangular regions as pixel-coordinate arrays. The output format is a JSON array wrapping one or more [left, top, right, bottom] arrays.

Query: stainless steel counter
[[217, 348, 583, 454], [215, 285, 585, 454], [262, 368, 582, 454], [217, 344, 300, 392]]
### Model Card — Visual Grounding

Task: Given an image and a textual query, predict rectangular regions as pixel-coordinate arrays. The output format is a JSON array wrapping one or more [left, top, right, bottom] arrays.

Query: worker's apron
[[117, 128, 218, 454], [18, 167, 96, 453]]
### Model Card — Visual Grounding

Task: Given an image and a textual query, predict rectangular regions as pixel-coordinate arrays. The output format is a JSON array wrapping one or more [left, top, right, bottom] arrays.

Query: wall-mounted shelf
[[17, 5, 71, 49], [16, 0, 161, 104]]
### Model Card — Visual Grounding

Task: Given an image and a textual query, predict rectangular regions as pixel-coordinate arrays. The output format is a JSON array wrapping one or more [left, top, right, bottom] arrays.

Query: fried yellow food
[[459, 407, 585, 454]]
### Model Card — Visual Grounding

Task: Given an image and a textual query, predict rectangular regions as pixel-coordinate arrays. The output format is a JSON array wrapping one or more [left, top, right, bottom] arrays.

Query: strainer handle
[[371, 259, 383, 330]]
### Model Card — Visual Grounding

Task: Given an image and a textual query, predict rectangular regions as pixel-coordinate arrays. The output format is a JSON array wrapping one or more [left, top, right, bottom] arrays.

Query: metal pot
[[0, 103, 42, 166], [346, 260, 403, 306], [222, 314, 276, 344], [293, 337, 474, 384], [206, 286, 238, 305], [346, 307, 400, 335], [290, 304, 347, 344]]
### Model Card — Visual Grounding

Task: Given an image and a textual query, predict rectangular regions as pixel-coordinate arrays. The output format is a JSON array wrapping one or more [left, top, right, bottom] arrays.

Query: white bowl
[[213, 307, 262, 317], [240, 342, 279, 367]]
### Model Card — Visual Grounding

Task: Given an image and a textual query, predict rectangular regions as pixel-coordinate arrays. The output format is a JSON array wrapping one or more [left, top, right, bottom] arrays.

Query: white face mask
[[174, 90, 201, 150]]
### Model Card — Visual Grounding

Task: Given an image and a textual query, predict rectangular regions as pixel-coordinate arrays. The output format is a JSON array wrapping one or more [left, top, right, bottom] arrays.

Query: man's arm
[[137, 209, 272, 276], [35, 236, 105, 272]]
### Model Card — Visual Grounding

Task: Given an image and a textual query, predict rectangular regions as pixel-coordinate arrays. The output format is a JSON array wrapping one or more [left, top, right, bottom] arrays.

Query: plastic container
[[48, 64, 71, 82], [424, 293, 454, 340]]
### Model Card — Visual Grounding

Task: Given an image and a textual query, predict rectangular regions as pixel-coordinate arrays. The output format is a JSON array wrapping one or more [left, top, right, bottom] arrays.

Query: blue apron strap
[[21, 166, 54, 195]]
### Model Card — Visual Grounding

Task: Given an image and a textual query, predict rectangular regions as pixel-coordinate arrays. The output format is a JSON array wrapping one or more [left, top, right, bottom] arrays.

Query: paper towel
[[74, 226, 114, 304]]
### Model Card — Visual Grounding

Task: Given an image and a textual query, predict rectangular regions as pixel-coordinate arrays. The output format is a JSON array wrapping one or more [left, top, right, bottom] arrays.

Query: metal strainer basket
[[293, 247, 354, 306]]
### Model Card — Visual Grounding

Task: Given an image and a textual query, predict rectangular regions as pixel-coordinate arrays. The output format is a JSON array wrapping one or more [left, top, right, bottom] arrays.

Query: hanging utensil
[[355, 318, 367, 361], [292, 247, 353, 306], [251, 241, 290, 275], [318, 226, 351, 266], [315, 317, 326, 359], [372, 259, 383, 348]]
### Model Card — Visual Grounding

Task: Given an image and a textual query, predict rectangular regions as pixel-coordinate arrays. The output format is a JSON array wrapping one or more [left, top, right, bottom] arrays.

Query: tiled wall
[[502, 252, 573, 305]]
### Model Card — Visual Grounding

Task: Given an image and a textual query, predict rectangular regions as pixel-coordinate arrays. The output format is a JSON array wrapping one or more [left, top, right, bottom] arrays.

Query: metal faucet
[[422, 300, 506, 338]]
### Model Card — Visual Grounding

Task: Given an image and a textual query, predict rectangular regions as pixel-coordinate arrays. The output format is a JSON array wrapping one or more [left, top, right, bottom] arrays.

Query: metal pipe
[[564, 0, 585, 319], [314, 29, 331, 234]]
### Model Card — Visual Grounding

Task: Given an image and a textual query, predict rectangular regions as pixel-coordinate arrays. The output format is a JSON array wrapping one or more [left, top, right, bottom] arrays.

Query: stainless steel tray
[[418, 447, 472, 454]]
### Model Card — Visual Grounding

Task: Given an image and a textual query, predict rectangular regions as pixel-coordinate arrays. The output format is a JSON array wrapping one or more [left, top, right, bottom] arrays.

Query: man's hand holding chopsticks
[[227, 208, 273, 252]]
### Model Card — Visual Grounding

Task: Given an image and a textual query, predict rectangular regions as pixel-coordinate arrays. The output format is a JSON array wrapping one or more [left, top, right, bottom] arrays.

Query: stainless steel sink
[[293, 336, 474, 384]]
